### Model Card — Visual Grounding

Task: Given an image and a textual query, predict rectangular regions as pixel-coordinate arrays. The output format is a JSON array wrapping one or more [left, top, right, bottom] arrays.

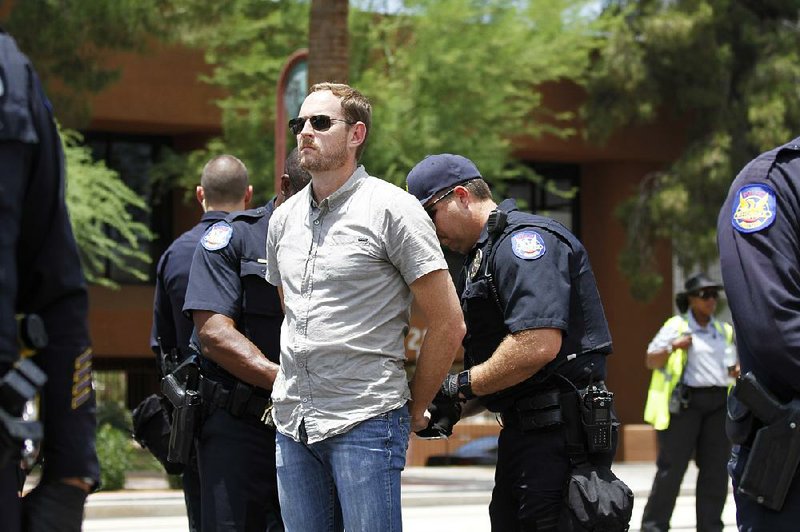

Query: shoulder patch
[[731, 183, 776, 233], [511, 230, 546, 260], [201, 221, 233, 250]]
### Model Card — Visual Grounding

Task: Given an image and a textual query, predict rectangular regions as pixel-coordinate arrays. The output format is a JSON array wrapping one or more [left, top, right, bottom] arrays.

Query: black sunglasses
[[288, 115, 355, 135], [692, 289, 719, 300], [424, 187, 458, 218]]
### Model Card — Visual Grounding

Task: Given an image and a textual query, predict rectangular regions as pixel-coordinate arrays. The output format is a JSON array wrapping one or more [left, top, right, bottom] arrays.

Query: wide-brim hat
[[679, 272, 723, 296]]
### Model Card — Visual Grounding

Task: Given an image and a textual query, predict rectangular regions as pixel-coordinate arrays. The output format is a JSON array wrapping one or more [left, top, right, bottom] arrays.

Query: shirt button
[[302, 398, 308, 403], [313, 220, 320, 225], [298, 362, 304, 368]]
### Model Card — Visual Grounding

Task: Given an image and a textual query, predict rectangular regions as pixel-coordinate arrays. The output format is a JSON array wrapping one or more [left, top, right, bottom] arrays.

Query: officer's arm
[[193, 311, 279, 390], [470, 328, 561, 396], [408, 269, 466, 432]]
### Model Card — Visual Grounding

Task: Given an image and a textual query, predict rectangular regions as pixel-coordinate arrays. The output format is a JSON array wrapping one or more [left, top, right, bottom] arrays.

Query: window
[[505, 161, 580, 236], [84, 133, 173, 283]]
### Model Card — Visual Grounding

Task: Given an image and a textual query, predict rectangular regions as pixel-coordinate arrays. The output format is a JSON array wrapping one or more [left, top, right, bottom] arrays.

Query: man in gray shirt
[[266, 82, 465, 531]]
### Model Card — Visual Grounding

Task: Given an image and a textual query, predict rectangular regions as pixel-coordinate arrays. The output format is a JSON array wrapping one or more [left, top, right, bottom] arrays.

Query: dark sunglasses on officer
[[690, 288, 719, 300]]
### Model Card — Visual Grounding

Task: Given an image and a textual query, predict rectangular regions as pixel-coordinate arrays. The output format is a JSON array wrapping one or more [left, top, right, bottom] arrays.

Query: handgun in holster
[[161, 356, 201, 466], [732, 372, 800, 511]]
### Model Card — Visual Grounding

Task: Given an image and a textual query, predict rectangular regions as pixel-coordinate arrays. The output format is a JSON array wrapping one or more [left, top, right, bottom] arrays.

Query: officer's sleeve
[[383, 191, 448, 285], [183, 234, 242, 319], [492, 229, 570, 333], [150, 251, 174, 355], [718, 151, 800, 390], [646, 318, 681, 354]]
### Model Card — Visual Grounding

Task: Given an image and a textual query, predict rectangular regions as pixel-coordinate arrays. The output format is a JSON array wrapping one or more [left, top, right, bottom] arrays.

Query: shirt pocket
[[317, 234, 375, 281]]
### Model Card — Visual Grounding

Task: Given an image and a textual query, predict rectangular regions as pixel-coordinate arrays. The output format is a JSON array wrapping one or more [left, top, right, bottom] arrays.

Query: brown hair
[[309, 82, 371, 160]]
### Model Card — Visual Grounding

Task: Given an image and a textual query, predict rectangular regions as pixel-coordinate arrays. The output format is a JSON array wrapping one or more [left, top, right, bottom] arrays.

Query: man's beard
[[300, 139, 348, 173]]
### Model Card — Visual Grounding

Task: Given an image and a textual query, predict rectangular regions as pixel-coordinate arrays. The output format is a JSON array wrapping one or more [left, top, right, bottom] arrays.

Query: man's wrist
[[456, 370, 476, 400]]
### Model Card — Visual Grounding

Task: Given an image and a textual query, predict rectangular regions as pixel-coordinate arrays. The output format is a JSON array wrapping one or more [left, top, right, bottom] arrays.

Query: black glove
[[22, 481, 88, 532], [415, 390, 463, 439]]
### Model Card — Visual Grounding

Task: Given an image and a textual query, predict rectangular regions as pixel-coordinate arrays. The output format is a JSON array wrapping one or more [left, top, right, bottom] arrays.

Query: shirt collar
[[201, 210, 228, 222], [309, 166, 368, 211]]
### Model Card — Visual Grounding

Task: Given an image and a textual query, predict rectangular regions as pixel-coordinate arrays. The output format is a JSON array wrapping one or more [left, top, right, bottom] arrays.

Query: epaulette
[[225, 206, 268, 223], [0, 32, 39, 143]]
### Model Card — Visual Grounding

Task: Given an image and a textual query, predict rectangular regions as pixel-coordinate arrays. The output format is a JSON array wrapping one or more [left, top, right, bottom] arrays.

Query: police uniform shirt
[[183, 200, 283, 386], [461, 199, 612, 409], [0, 30, 99, 484], [718, 138, 800, 401], [647, 313, 735, 388], [150, 211, 228, 355]]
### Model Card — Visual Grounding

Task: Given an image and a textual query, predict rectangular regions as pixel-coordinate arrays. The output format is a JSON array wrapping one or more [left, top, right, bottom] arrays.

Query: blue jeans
[[275, 404, 410, 532]]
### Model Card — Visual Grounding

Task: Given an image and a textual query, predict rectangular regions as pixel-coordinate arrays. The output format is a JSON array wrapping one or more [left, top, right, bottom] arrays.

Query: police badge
[[468, 248, 483, 279]]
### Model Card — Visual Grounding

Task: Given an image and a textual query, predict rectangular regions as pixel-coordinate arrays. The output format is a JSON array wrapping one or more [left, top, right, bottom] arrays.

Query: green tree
[[352, 0, 609, 188], [62, 129, 153, 287], [2, 0, 166, 286], [584, 0, 800, 299]]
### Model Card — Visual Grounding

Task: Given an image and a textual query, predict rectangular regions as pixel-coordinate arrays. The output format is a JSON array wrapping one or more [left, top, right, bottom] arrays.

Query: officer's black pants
[[490, 422, 615, 531], [641, 386, 729, 532], [1, 461, 21, 531], [183, 451, 202, 532], [197, 407, 282, 532], [729, 442, 800, 531]]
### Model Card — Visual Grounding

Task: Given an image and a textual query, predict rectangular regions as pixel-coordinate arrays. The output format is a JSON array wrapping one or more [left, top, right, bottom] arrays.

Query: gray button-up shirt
[[266, 166, 448, 443]]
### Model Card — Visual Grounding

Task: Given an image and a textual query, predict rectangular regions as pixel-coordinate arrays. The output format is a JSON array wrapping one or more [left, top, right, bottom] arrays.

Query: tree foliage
[[62, 129, 154, 287], [2, 0, 167, 127], [584, 0, 800, 299]]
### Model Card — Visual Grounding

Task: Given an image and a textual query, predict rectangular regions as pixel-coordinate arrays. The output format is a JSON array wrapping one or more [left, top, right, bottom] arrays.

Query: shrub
[[96, 423, 132, 490]]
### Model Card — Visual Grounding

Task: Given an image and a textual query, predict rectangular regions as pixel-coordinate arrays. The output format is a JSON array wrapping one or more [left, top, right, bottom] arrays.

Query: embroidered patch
[[511, 230, 546, 260], [201, 221, 233, 250], [731, 184, 776, 233]]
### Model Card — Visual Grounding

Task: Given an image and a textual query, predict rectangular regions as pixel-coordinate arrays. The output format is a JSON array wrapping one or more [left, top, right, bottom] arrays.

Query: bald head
[[200, 155, 250, 209]]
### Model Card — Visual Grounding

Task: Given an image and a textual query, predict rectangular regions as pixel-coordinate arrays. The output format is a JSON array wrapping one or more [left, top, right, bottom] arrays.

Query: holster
[[160, 356, 202, 466], [198, 378, 274, 427], [731, 372, 800, 511], [167, 390, 200, 465]]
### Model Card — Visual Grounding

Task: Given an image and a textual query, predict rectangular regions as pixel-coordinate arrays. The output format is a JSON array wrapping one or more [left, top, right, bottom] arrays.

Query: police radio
[[581, 385, 614, 453]]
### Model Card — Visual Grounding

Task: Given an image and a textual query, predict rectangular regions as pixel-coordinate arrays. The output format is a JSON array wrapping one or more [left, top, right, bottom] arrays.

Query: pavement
[[75, 460, 738, 531]]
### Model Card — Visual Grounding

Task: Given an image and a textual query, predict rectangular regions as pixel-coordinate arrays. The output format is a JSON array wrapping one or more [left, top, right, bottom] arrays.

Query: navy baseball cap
[[406, 154, 482, 205]]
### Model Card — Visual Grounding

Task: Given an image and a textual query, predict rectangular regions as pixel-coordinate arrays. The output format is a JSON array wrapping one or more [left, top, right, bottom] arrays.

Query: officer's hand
[[672, 334, 692, 351], [415, 390, 463, 439], [22, 480, 89, 532]]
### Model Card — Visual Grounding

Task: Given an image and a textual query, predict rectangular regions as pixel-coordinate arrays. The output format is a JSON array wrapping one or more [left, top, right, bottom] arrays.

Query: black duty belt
[[501, 389, 564, 431], [199, 378, 272, 423]]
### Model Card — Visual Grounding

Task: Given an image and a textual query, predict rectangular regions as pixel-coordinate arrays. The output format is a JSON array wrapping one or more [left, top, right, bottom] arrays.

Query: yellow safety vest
[[643, 314, 734, 430]]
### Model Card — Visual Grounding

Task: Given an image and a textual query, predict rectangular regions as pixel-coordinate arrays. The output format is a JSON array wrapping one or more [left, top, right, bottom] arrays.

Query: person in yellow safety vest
[[641, 273, 737, 532]]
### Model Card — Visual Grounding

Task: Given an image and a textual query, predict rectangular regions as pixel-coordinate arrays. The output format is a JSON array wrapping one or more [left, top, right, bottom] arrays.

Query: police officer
[[0, 30, 99, 531], [718, 138, 800, 531], [183, 149, 310, 532], [407, 154, 616, 531], [150, 154, 253, 531]]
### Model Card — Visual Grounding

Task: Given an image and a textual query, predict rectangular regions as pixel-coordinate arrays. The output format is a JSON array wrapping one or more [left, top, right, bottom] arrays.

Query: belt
[[501, 389, 564, 431], [199, 378, 273, 423]]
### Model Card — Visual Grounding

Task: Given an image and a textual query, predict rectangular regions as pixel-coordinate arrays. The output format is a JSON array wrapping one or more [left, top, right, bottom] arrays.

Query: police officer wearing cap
[[0, 30, 99, 531], [641, 273, 735, 532], [406, 153, 616, 531], [182, 149, 310, 531], [150, 154, 254, 531], [718, 138, 800, 531]]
